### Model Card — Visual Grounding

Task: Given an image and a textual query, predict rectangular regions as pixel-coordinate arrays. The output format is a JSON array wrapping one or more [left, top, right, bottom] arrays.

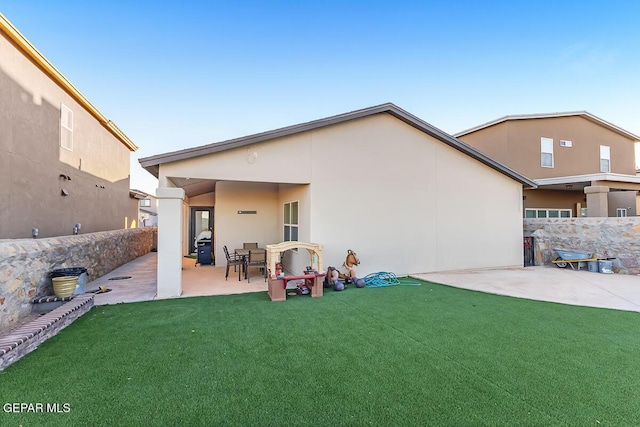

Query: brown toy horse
[[325, 250, 364, 289]]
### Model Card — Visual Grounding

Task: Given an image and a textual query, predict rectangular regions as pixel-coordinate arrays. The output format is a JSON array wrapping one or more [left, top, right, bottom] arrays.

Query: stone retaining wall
[[524, 218, 640, 274], [0, 227, 156, 333]]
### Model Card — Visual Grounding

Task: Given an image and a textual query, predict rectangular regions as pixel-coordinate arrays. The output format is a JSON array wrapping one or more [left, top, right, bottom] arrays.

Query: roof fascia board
[[455, 111, 640, 141], [139, 103, 537, 188], [0, 13, 137, 151]]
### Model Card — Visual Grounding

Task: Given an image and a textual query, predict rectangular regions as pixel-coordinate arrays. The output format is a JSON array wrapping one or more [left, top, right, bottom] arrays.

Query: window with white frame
[[600, 145, 610, 173], [617, 208, 628, 217], [541, 137, 554, 168], [525, 208, 572, 218], [139, 199, 151, 207], [283, 201, 298, 242], [60, 104, 73, 151]]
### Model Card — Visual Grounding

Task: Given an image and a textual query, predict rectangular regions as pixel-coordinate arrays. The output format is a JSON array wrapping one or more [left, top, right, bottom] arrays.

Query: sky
[[2, 1, 639, 194]]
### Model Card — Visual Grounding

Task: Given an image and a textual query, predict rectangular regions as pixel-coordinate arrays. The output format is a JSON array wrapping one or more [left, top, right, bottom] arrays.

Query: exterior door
[[189, 207, 214, 262]]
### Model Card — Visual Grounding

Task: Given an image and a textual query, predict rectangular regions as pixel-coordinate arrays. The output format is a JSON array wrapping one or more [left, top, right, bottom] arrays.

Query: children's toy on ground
[[324, 249, 365, 291]]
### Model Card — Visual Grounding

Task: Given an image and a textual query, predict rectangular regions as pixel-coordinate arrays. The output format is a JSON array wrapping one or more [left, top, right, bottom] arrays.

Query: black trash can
[[50, 267, 87, 295]]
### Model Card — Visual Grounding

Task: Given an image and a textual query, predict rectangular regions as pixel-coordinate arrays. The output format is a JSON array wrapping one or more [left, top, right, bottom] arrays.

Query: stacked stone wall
[[524, 218, 640, 274], [0, 227, 157, 333]]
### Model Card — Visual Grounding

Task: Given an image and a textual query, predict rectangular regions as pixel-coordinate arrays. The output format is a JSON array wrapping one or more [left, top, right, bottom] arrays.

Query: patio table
[[235, 248, 266, 279]]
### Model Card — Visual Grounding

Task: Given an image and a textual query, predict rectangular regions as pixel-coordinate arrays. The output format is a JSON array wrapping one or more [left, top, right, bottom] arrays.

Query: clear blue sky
[[3, 1, 639, 194]]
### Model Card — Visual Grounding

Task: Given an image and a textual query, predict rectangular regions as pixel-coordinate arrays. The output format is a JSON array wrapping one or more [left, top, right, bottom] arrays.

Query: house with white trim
[[455, 112, 640, 218], [140, 103, 536, 298]]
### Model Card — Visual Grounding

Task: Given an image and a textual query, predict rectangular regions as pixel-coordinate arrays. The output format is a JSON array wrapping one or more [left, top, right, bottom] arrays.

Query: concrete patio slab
[[413, 266, 640, 313]]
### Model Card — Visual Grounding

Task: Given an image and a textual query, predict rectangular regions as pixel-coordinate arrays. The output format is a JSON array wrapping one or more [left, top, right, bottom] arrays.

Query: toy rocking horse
[[325, 249, 365, 291]]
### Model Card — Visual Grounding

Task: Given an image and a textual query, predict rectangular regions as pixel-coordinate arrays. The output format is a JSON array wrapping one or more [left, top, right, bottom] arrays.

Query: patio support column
[[156, 187, 185, 298], [584, 185, 609, 217]]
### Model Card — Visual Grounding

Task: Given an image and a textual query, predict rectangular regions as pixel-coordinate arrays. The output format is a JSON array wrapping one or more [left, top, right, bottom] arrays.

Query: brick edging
[[0, 294, 95, 371]]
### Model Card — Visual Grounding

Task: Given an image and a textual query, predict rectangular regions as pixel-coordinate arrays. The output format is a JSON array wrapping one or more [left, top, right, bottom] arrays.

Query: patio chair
[[243, 242, 258, 249], [223, 245, 243, 281], [245, 249, 267, 283]]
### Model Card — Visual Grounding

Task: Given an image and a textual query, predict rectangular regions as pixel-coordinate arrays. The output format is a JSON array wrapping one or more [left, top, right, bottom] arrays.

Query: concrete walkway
[[87, 252, 640, 313], [87, 252, 158, 306]]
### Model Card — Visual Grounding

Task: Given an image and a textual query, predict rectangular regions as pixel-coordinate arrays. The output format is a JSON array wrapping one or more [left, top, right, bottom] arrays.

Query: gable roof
[[0, 13, 137, 151], [455, 111, 640, 141], [139, 103, 536, 188]]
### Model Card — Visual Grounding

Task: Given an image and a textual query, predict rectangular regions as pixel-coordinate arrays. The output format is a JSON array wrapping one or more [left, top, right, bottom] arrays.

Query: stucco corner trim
[[156, 187, 185, 199]]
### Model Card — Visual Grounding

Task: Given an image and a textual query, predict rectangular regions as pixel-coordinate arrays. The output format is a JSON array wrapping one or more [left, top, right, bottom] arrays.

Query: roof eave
[[455, 111, 640, 141]]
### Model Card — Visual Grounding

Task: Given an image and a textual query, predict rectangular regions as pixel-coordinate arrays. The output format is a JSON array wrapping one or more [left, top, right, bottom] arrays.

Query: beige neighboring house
[[455, 112, 640, 218], [0, 14, 138, 239], [130, 190, 159, 227], [140, 103, 536, 298]]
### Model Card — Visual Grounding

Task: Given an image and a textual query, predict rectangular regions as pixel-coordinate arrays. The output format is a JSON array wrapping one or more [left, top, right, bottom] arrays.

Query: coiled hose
[[363, 272, 421, 287]]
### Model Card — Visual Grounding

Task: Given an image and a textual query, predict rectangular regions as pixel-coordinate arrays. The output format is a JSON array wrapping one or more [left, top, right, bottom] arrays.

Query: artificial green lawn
[[1, 279, 639, 426]]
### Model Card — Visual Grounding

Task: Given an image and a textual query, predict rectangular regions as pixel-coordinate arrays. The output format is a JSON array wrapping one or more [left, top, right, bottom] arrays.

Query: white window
[[617, 208, 628, 217], [139, 199, 151, 207], [283, 201, 298, 242], [600, 145, 610, 172], [525, 208, 572, 218], [60, 104, 73, 151], [559, 140, 572, 147], [541, 137, 554, 168]]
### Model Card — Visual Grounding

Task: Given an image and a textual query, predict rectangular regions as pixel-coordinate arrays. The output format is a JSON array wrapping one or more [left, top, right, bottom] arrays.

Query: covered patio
[[530, 173, 640, 217], [89, 252, 271, 305], [180, 257, 269, 298]]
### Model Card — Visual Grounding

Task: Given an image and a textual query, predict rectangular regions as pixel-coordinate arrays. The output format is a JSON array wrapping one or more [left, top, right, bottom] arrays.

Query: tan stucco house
[[0, 14, 138, 239], [455, 112, 640, 218], [140, 103, 536, 298], [130, 189, 159, 228]]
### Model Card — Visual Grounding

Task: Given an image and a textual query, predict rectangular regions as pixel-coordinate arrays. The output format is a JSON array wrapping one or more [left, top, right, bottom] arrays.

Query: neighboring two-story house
[[455, 112, 640, 217], [0, 14, 138, 238], [129, 189, 158, 227]]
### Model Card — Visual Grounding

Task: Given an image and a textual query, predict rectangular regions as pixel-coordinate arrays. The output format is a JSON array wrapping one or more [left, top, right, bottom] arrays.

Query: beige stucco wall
[[306, 114, 523, 274], [0, 31, 134, 238], [159, 133, 313, 185], [158, 113, 524, 276], [607, 191, 637, 217], [213, 182, 279, 264], [188, 192, 215, 206], [459, 116, 637, 179]]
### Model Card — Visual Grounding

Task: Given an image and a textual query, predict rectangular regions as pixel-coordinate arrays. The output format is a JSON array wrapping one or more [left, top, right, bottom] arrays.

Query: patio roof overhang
[[533, 173, 640, 192], [167, 177, 218, 198]]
